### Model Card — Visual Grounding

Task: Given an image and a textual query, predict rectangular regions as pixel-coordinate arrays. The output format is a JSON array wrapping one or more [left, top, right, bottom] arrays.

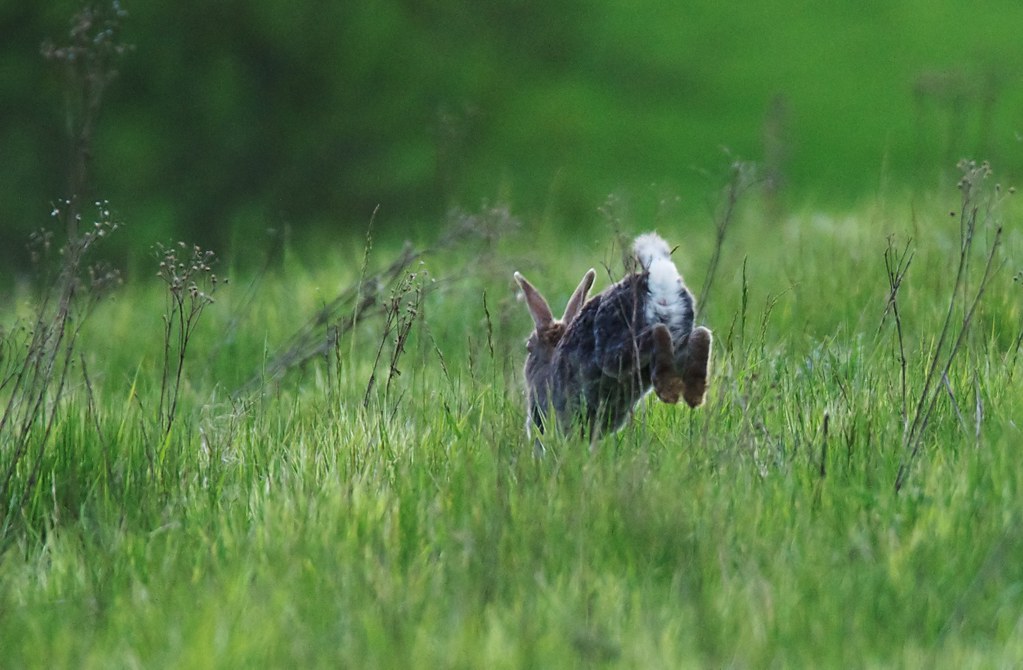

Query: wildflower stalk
[[155, 243, 221, 439]]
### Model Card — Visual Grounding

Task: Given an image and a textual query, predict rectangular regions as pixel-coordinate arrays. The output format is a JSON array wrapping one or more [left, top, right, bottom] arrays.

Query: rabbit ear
[[514, 272, 554, 329], [562, 268, 595, 323]]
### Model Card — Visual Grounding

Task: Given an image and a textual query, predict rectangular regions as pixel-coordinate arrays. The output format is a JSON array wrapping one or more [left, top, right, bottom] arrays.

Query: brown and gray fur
[[514, 233, 711, 445]]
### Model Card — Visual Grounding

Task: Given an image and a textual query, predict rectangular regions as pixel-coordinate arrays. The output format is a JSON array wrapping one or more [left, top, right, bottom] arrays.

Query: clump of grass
[[0, 2, 128, 547], [242, 238, 421, 399], [894, 159, 1009, 492], [363, 266, 427, 409], [0, 204, 120, 546]]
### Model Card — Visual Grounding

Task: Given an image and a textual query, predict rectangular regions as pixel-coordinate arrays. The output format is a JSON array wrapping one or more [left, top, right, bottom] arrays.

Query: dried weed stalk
[[41, 1, 131, 239], [895, 160, 1009, 492], [237, 204, 517, 398], [363, 268, 427, 407], [1010, 270, 1023, 378], [697, 157, 758, 313], [879, 235, 915, 428]]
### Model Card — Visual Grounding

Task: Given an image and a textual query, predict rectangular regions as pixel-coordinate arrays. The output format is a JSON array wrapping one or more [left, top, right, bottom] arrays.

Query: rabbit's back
[[552, 269, 697, 435], [553, 273, 654, 433]]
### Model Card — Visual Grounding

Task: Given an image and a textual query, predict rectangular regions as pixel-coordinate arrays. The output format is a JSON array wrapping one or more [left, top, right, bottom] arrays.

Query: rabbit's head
[[514, 268, 596, 432]]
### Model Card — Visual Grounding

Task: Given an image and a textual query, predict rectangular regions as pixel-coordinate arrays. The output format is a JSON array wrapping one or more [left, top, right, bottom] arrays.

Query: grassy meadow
[[1, 164, 1021, 667]]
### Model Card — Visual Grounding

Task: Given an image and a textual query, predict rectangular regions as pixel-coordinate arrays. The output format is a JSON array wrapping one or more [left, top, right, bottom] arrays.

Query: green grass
[[1, 178, 1022, 667]]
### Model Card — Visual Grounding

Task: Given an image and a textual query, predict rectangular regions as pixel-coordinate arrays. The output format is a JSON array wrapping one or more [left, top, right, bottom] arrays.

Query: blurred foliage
[[2, 0, 1023, 271]]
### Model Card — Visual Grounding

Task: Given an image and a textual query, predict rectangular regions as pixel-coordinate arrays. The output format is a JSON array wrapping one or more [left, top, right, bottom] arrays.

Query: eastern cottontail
[[514, 232, 711, 443]]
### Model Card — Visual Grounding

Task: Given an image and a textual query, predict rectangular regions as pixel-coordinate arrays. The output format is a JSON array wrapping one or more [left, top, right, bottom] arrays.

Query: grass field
[[1, 164, 1022, 667]]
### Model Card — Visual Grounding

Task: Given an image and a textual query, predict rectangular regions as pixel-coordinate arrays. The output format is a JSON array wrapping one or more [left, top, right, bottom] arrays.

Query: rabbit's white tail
[[634, 233, 672, 271], [634, 232, 688, 329], [634, 232, 680, 289]]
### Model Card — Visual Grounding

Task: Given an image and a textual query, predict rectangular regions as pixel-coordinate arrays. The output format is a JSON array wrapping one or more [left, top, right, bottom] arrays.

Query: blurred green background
[[2, 0, 1022, 270]]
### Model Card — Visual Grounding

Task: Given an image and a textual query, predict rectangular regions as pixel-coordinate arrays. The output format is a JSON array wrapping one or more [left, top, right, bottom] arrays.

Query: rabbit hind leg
[[679, 326, 712, 408], [651, 324, 685, 404]]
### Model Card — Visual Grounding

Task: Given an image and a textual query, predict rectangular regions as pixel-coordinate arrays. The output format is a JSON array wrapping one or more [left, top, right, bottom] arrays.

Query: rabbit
[[514, 232, 712, 444]]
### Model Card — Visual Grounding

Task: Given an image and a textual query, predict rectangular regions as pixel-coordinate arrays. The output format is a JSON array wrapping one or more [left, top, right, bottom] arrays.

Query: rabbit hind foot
[[651, 324, 685, 404], [680, 326, 712, 408]]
